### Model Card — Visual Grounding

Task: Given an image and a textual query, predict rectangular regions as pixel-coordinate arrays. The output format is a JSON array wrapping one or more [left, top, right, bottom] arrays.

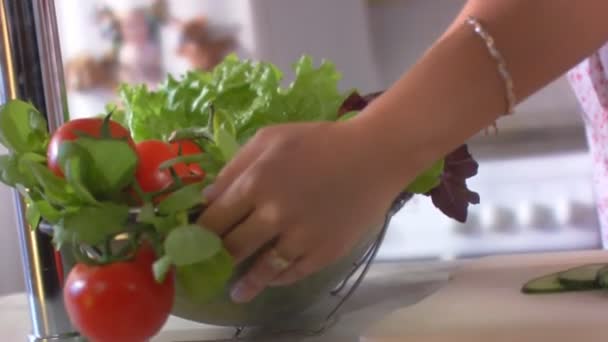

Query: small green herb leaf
[[153, 255, 173, 283], [137, 202, 179, 234], [26, 202, 41, 229], [0, 100, 49, 154], [164, 225, 221, 266], [406, 159, 445, 194], [17, 185, 41, 229], [71, 137, 137, 198], [51, 223, 74, 250], [137, 202, 156, 223], [35, 200, 62, 224], [20, 159, 76, 206], [63, 156, 99, 205], [157, 181, 205, 215], [176, 248, 234, 303], [59, 202, 129, 246], [21, 152, 47, 163], [0, 154, 26, 187]]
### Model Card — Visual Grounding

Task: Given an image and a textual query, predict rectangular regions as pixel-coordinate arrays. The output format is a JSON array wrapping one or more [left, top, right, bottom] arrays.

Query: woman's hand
[[197, 121, 408, 303]]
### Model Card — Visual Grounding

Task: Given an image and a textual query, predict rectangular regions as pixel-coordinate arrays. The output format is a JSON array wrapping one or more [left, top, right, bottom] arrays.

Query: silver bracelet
[[465, 15, 516, 115]]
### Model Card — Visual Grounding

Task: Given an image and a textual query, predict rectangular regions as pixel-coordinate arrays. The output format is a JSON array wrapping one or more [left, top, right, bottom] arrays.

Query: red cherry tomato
[[134, 140, 188, 194], [63, 246, 174, 342], [169, 140, 202, 156], [47, 118, 135, 177], [134, 140, 205, 196], [169, 140, 205, 176]]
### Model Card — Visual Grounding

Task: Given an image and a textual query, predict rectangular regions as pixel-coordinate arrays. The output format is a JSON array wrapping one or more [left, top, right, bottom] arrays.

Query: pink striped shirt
[[567, 46, 608, 247]]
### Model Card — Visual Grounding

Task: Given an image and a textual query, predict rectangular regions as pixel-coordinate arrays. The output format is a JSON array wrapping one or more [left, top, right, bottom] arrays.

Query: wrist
[[337, 112, 426, 196]]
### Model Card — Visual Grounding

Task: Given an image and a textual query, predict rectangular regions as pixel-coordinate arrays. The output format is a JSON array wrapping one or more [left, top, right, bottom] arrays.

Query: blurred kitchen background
[[0, 0, 599, 294]]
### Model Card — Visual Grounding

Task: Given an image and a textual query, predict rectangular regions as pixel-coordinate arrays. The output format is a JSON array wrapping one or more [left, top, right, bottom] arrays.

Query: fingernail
[[230, 281, 253, 303]]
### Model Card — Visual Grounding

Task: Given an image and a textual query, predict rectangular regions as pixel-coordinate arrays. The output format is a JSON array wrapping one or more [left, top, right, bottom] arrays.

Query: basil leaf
[[137, 202, 156, 223], [0, 152, 47, 188], [51, 223, 75, 250], [20, 159, 77, 206], [59, 202, 130, 246], [21, 152, 46, 163], [157, 182, 205, 215], [153, 255, 173, 283], [63, 155, 99, 205], [176, 249, 234, 303], [61, 137, 137, 198], [137, 202, 179, 234], [0, 154, 25, 187], [406, 159, 445, 194], [0, 100, 48, 154], [164, 225, 221, 266], [36, 200, 62, 224], [17, 185, 41, 229], [26, 202, 41, 230]]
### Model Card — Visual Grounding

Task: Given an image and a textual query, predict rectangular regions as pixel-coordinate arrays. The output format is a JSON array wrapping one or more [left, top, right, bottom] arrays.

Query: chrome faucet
[[0, 1, 80, 341]]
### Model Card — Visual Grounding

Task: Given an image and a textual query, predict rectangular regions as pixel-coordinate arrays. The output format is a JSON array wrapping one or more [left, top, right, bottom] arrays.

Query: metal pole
[[0, 1, 80, 341]]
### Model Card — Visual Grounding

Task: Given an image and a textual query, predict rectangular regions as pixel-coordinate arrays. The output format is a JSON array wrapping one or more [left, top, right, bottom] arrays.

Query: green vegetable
[[136, 202, 180, 234], [522, 263, 608, 294], [58, 137, 137, 199], [157, 182, 205, 215], [176, 249, 234, 303], [0, 55, 482, 307], [153, 255, 173, 283], [0, 100, 48, 154], [557, 264, 606, 290], [164, 225, 222, 266], [522, 272, 568, 294], [115, 54, 349, 176], [57, 202, 130, 246], [406, 159, 444, 194], [20, 159, 78, 206], [596, 266, 608, 288]]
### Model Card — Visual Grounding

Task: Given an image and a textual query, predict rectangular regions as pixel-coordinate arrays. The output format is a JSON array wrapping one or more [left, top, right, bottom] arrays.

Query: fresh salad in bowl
[[0, 55, 479, 342]]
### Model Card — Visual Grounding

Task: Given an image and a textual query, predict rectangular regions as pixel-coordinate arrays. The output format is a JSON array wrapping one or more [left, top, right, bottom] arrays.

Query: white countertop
[[1, 261, 454, 342]]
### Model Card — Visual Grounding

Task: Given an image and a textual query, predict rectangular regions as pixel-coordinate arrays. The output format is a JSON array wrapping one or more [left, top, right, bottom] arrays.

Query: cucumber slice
[[522, 272, 567, 294], [595, 265, 608, 288], [557, 264, 607, 290]]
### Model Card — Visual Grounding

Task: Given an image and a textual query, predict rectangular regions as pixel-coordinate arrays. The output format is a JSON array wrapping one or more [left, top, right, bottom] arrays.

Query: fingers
[[204, 129, 268, 202], [197, 138, 268, 235], [196, 173, 254, 236], [268, 251, 331, 288], [229, 228, 310, 303], [222, 205, 283, 264]]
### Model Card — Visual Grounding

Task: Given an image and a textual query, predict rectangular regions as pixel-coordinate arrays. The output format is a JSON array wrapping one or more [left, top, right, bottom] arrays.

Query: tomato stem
[[100, 110, 114, 138]]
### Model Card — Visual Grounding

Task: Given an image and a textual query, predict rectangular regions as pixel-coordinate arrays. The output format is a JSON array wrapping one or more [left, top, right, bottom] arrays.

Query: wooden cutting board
[[362, 250, 608, 342]]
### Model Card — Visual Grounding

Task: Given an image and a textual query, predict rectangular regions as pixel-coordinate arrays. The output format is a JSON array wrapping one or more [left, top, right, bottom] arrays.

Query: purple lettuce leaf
[[338, 90, 480, 222]]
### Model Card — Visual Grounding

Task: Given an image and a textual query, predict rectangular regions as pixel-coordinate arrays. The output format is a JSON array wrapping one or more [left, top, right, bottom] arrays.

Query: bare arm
[[350, 0, 608, 187]]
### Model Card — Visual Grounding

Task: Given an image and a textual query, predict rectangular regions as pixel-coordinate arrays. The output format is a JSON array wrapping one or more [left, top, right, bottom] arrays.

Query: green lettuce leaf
[[115, 54, 348, 149], [406, 159, 445, 194]]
